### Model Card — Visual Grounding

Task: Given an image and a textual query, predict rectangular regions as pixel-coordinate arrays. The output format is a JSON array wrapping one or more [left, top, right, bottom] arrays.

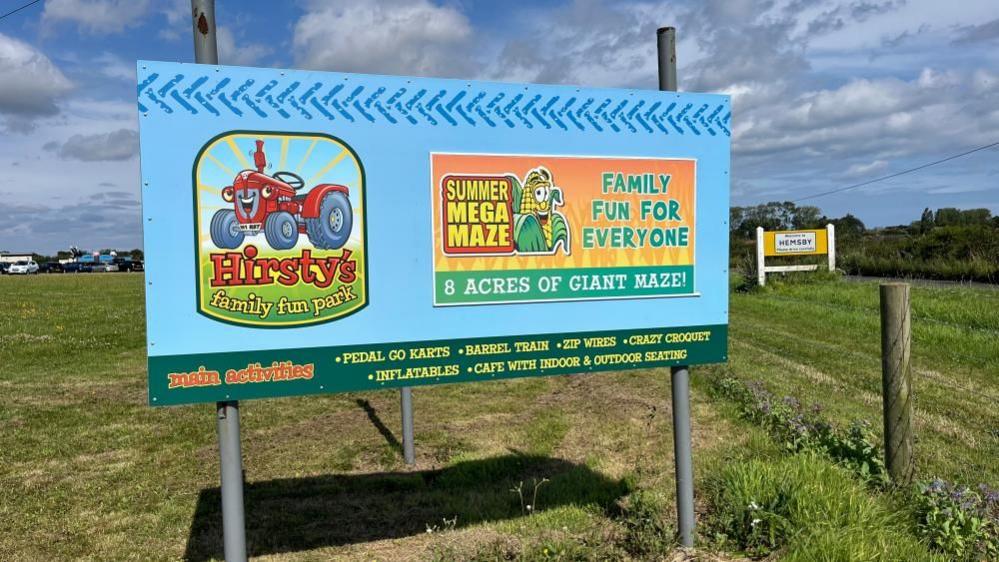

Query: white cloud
[[487, 1, 673, 87], [157, 0, 189, 41], [843, 159, 888, 178], [0, 198, 141, 254], [42, 0, 152, 34], [0, 96, 141, 252], [44, 128, 138, 161], [734, 70, 996, 159], [0, 33, 73, 130], [807, 0, 999, 51], [162, 0, 187, 25], [293, 0, 475, 77], [216, 26, 271, 67], [94, 52, 134, 81], [954, 18, 999, 44]]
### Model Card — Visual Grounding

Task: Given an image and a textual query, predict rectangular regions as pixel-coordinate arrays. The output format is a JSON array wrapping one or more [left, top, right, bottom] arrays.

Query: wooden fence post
[[880, 283, 914, 484]]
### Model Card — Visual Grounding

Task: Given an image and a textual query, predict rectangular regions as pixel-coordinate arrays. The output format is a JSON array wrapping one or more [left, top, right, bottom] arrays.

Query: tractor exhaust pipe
[[253, 140, 266, 173]]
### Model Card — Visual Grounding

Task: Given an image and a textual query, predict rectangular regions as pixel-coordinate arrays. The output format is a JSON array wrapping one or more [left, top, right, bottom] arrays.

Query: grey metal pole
[[191, 0, 218, 65], [216, 401, 247, 562], [192, 1, 246, 559], [670, 366, 695, 546], [657, 27, 678, 92], [658, 25, 695, 548], [401, 387, 415, 465]]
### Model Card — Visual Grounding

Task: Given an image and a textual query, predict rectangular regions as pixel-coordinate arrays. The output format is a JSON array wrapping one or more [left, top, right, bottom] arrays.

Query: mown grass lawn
[[0, 273, 994, 560], [714, 276, 998, 485]]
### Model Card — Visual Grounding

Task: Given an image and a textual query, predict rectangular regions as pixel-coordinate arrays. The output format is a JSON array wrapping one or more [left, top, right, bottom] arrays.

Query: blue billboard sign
[[137, 60, 730, 406]]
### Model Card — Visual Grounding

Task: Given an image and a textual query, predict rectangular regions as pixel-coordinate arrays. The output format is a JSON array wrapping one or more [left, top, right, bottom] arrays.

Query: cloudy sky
[[0, 0, 997, 254]]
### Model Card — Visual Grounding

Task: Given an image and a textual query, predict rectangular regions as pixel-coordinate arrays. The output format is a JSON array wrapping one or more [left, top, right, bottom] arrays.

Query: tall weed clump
[[709, 373, 999, 560], [707, 455, 945, 561], [710, 375, 888, 485]]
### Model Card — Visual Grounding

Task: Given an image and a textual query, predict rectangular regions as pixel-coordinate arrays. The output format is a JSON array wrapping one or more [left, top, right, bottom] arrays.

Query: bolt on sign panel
[[431, 154, 697, 305], [137, 61, 731, 406]]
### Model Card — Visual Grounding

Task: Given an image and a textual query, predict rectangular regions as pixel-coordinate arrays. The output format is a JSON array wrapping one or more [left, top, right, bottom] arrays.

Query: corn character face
[[521, 167, 555, 246]]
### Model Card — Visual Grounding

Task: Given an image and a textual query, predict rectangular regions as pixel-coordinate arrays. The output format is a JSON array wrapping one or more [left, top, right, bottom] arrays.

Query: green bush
[[709, 375, 888, 485], [834, 224, 999, 283], [840, 253, 999, 283], [707, 455, 945, 561], [915, 480, 999, 560]]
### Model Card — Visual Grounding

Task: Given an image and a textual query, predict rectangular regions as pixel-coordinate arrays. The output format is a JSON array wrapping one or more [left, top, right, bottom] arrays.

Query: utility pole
[[191, 2, 248, 561], [657, 26, 695, 549]]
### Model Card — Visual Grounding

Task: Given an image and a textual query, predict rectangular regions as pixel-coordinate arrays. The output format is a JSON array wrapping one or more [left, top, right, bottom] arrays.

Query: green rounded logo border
[[191, 130, 370, 329]]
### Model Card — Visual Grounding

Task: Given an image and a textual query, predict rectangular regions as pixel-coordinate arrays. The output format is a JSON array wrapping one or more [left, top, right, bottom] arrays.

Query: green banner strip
[[435, 265, 695, 304], [149, 324, 727, 406]]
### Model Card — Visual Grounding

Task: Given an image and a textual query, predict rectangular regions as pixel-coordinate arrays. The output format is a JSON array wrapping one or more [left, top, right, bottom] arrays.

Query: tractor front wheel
[[265, 211, 299, 250], [210, 209, 245, 249], [306, 191, 352, 249]]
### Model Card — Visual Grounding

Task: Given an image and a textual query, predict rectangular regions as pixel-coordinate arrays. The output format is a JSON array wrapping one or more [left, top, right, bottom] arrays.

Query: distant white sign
[[774, 232, 816, 254]]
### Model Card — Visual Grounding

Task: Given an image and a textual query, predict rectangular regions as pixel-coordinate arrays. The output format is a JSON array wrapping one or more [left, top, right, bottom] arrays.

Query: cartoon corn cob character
[[522, 168, 554, 247], [511, 166, 570, 255]]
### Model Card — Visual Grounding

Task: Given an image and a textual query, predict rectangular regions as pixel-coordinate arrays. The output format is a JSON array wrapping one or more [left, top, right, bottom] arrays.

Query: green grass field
[[0, 273, 995, 560]]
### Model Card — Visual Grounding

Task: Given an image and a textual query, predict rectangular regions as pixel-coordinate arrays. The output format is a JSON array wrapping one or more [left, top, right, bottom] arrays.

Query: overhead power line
[[794, 140, 999, 202], [0, 0, 41, 22]]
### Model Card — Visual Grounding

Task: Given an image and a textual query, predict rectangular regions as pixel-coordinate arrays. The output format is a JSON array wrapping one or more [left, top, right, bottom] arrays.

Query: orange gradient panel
[[432, 153, 696, 272]]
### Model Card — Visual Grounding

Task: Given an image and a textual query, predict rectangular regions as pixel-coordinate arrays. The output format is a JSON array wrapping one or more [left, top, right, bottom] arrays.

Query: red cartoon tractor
[[210, 140, 353, 251]]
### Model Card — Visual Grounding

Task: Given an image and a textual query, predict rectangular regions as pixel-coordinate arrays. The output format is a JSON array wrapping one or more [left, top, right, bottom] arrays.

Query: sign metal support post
[[191, 1, 248, 560], [658, 26, 696, 548], [401, 387, 415, 464], [216, 401, 247, 562]]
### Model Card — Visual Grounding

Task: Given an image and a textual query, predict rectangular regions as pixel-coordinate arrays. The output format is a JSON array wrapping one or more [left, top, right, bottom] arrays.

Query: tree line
[[22, 249, 145, 263], [730, 202, 999, 283]]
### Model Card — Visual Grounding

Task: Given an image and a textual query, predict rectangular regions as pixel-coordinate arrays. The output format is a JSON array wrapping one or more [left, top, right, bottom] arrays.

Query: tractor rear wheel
[[210, 209, 244, 249], [265, 211, 299, 250], [306, 191, 352, 249]]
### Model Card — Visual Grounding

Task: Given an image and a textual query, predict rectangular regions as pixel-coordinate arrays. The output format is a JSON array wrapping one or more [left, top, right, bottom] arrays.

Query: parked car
[[8, 260, 39, 274], [113, 258, 144, 272], [0, 262, 10, 274], [38, 262, 64, 274]]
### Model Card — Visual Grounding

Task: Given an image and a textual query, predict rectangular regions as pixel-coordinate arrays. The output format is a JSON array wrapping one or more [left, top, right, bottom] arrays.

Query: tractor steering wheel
[[274, 171, 305, 190]]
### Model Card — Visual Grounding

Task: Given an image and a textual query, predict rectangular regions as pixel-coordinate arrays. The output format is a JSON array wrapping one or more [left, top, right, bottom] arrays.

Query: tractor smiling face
[[235, 188, 260, 220], [223, 170, 278, 225]]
